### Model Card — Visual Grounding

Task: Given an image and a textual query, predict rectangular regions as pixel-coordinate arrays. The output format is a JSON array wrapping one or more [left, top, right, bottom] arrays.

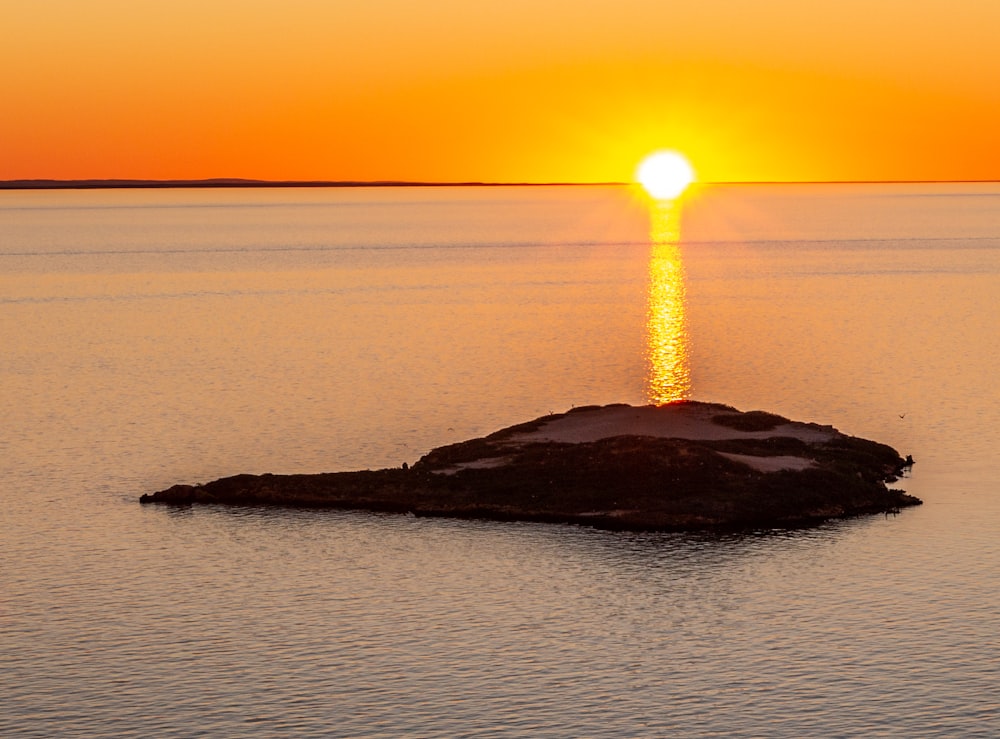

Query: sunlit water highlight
[[646, 200, 691, 403], [1, 184, 998, 737]]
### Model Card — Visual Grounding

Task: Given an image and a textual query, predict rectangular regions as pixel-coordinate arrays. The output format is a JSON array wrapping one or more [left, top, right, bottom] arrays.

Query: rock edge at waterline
[[140, 401, 920, 530]]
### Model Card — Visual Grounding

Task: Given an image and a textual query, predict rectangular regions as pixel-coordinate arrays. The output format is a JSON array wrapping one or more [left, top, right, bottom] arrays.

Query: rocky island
[[140, 401, 920, 530]]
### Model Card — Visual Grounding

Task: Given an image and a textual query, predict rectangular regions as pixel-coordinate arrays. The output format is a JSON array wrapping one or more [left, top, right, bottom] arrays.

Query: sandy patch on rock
[[718, 453, 816, 472], [512, 404, 836, 445], [434, 456, 513, 475]]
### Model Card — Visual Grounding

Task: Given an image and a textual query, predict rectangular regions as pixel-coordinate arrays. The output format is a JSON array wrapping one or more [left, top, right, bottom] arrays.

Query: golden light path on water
[[645, 199, 691, 404]]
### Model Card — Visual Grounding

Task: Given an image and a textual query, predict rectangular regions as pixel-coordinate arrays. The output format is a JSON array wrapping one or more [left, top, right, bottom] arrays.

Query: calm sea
[[1, 184, 997, 737]]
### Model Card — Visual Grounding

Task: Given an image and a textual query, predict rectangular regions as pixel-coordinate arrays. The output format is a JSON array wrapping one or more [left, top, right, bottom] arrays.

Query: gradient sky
[[3, 0, 999, 183]]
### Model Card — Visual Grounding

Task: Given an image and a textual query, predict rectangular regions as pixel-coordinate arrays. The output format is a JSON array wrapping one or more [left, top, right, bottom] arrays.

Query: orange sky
[[3, 0, 999, 183]]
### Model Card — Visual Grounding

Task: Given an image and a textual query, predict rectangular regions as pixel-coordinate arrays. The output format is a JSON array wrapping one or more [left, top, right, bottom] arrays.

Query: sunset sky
[[3, 0, 999, 183]]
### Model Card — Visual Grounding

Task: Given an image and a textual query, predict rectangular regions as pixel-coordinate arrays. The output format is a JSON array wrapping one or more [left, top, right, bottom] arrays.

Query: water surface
[[1, 184, 998, 736]]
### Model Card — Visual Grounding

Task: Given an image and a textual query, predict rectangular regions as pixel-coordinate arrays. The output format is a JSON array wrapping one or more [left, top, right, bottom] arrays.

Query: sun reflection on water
[[646, 200, 691, 404]]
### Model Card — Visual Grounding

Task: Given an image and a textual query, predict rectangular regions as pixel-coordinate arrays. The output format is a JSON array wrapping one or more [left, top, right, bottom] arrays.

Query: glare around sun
[[636, 151, 695, 200]]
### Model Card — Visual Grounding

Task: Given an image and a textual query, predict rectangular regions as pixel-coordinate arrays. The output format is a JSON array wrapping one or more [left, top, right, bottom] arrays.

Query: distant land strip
[[0, 179, 622, 190], [2, 178, 998, 190]]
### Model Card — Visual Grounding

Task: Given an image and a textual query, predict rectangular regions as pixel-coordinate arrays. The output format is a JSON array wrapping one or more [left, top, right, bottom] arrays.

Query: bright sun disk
[[636, 151, 695, 199]]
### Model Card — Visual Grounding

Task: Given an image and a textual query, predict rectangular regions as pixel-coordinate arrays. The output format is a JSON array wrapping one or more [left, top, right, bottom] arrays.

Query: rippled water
[[1, 184, 998, 736]]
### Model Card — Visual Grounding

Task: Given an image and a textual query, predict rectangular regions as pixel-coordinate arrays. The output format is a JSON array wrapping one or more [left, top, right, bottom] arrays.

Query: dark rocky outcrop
[[140, 401, 920, 530]]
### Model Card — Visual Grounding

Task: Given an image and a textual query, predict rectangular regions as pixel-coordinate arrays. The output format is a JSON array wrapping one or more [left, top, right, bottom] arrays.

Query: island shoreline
[[141, 401, 920, 531]]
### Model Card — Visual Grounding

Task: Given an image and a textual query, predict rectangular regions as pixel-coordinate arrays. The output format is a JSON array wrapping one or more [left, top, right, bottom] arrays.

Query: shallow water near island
[[1, 183, 998, 736]]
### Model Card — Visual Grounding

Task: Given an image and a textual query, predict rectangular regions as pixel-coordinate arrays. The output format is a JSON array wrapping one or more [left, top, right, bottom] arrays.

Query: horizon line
[[2, 177, 999, 191]]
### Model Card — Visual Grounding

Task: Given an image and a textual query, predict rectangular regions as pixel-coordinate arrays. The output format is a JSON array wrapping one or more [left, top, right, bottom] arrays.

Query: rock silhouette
[[141, 402, 920, 530]]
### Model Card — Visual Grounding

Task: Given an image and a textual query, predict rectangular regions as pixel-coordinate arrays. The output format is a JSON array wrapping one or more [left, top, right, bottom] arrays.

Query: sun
[[636, 151, 695, 200]]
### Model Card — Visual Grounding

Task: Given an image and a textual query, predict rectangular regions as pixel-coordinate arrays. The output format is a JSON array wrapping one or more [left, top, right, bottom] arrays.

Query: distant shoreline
[[2, 178, 998, 191], [0, 179, 622, 191]]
